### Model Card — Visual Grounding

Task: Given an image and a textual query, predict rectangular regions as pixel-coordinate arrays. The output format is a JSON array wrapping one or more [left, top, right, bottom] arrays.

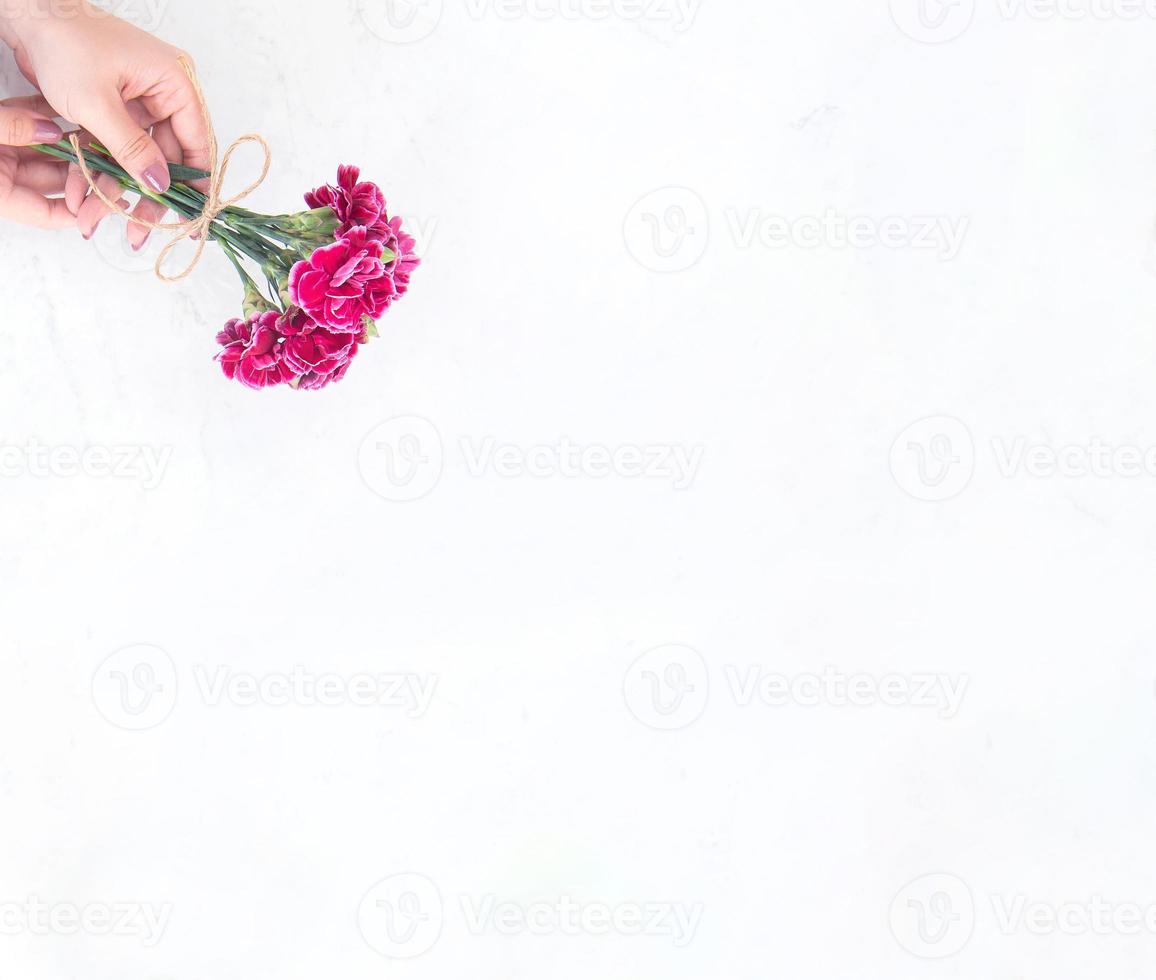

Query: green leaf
[[169, 163, 212, 182], [362, 316, 380, 339]]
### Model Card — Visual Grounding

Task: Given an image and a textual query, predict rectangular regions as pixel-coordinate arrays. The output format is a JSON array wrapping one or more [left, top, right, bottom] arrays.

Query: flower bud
[[283, 207, 339, 239], [242, 283, 272, 319]]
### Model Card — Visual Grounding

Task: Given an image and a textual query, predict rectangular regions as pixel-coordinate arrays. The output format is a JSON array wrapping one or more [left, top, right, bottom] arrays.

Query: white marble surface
[[4, 0, 1156, 977]]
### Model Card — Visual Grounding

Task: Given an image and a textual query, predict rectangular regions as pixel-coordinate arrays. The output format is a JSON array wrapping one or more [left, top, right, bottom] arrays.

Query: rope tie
[[68, 56, 270, 282]]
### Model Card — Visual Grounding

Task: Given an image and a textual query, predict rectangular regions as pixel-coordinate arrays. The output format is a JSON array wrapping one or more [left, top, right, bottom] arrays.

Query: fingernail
[[133, 233, 150, 252], [142, 164, 169, 194], [33, 121, 62, 143]]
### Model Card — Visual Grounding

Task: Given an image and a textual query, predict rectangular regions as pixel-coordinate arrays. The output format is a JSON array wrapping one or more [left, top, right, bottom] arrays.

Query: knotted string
[[68, 57, 271, 283]]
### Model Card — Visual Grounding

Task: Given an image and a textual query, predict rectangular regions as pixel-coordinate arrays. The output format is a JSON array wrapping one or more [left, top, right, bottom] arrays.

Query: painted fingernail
[[33, 121, 62, 143], [141, 164, 170, 194]]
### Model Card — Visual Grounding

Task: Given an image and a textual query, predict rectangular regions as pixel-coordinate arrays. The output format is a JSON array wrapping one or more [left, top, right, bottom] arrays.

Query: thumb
[[83, 97, 171, 194], [0, 108, 62, 147]]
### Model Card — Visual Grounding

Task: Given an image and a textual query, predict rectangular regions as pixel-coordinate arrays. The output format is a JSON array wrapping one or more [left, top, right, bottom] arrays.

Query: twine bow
[[68, 57, 270, 283]]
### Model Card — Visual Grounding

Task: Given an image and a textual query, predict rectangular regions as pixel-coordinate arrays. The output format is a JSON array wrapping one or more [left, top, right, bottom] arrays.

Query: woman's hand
[[1, 2, 211, 247], [0, 93, 74, 228]]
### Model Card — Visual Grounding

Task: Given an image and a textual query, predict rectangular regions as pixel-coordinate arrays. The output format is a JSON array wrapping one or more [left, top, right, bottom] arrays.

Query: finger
[[80, 95, 171, 194], [63, 129, 96, 215], [15, 156, 67, 195], [14, 48, 39, 91], [0, 186, 75, 230], [77, 172, 127, 240], [128, 119, 180, 251], [65, 162, 87, 215], [163, 59, 212, 192], [0, 107, 62, 148], [1, 95, 57, 117]]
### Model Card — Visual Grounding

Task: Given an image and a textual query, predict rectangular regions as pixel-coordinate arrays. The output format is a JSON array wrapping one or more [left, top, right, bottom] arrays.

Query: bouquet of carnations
[[34, 139, 418, 391]]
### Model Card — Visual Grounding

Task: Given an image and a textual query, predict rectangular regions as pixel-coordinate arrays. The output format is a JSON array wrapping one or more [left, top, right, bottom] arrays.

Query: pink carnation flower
[[278, 307, 361, 388], [368, 214, 421, 299], [215, 312, 294, 389], [304, 165, 385, 233], [288, 227, 392, 331], [215, 308, 363, 391]]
